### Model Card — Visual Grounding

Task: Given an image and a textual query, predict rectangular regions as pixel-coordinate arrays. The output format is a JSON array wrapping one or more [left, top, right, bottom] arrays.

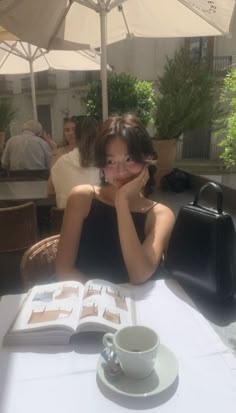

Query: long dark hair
[[94, 113, 157, 196], [76, 116, 98, 167]]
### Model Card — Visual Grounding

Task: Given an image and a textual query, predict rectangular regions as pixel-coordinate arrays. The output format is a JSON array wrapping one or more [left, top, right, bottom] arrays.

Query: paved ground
[[152, 187, 236, 356]]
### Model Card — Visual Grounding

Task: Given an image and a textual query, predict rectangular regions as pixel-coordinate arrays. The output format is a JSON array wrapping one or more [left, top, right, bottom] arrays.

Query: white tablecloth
[[0, 279, 236, 413]]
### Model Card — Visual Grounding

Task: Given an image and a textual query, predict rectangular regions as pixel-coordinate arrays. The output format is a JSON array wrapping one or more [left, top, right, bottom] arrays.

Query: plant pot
[[152, 139, 177, 189]]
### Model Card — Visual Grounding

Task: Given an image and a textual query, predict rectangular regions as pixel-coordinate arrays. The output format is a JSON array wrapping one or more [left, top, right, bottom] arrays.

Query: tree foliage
[[218, 69, 236, 168], [0, 101, 15, 131], [155, 48, 221, 140], [86, 72, 156, 127]]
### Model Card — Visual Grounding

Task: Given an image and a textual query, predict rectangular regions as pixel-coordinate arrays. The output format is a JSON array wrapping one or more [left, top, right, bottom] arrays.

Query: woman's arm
[[55, 185, 93, 281], [115, 169, 175, 284]]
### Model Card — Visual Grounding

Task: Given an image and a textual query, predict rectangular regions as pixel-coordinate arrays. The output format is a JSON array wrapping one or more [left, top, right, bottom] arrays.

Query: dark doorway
[[37, 104, 52, 135]]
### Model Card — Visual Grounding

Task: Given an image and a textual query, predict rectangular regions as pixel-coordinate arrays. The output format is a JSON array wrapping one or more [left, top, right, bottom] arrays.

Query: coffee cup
[[102, 325, 159, 379]]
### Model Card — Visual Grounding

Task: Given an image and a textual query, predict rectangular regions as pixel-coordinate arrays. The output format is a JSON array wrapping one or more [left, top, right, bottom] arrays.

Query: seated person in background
[[56, 113, 175, 285], [48, 116, 100, 208], [1, 120, 51, 170], [50, 116, 77, 167]]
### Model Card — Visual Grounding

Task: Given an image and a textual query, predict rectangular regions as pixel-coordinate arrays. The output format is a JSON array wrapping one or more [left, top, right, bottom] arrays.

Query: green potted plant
[[0, 101, 16, 155], [86, 72, 156, 127], [153, 47, 221, 186], [217, 68, 236, 169]]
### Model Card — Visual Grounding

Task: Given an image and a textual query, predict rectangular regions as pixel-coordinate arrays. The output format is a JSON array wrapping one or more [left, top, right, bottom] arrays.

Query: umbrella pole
[[100, 9, 108, 121], [29, 58, 38, 121]]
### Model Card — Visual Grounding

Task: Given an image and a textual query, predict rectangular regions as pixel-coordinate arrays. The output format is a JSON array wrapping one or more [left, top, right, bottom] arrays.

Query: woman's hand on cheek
[[115, 167, 149, 202]]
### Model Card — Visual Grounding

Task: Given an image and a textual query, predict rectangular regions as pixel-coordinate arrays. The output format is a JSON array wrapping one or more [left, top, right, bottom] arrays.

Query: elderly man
[[1, 120, 52, 170]]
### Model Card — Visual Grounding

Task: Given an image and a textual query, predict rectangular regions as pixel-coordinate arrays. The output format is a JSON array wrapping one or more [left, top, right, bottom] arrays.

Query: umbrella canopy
[[0, 42, 103, 74], [0, 40, 104, 120], [0, 0, 235, 119]]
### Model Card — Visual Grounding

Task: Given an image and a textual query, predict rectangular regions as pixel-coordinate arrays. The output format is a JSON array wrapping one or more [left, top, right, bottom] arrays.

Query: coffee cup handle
[[102, 332, 114, 349]]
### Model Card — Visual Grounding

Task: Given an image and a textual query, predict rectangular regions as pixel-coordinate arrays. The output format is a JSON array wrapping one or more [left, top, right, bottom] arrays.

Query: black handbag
[[165, 182, 236, 299]]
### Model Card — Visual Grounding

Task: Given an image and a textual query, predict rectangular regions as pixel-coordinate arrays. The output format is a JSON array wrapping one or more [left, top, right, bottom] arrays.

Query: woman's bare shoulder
[[70, 183, 97, 196], [145, 202, 175, 239], [147, 202, 175, 226], [66, 184, 96, 215], [155, 203, 175, 217], [68, 184, 95, 200]]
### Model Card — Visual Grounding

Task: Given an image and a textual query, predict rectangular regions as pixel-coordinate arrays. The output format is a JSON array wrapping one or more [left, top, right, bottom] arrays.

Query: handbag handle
[[193, 182, 223, 214]]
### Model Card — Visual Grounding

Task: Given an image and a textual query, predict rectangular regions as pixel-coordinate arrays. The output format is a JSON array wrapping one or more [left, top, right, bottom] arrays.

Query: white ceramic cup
[[102, 325, 160, 379]]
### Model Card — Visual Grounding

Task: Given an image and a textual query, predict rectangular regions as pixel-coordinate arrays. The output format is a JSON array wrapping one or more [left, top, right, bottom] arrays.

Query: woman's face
[[63, 121, 77, 147], [103, 137, 143, 188]]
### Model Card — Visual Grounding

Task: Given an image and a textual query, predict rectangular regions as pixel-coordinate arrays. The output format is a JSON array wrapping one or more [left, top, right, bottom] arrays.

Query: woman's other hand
[[42, 130, 58, 151]]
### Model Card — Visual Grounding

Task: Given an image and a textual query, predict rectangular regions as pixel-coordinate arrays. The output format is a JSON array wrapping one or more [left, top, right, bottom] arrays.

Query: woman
[[50, 116, 77, 167], [56, 113, 175, 284], [49, 116, 100, 208]]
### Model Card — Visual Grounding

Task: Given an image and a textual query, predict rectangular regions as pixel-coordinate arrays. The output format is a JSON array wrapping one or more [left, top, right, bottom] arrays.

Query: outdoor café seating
[[20, 234, 60, 290], [0, 202, 38, 294]]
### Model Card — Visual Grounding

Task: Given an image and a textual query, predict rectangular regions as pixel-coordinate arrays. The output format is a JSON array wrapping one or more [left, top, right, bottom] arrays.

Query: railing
[[21, 71, 56, 93], [198, 55, 233, 76], [176, 141, 223, 161], [212, 55, 232, 76]]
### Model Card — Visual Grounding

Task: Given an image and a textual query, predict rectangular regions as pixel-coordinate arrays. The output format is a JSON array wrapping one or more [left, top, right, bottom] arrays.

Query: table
[[0, 279, 236, 413], [0, 181, 55, 206]]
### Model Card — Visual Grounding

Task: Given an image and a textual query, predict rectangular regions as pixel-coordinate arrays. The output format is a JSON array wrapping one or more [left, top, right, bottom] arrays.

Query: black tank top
[[75, 198, 147, 283]]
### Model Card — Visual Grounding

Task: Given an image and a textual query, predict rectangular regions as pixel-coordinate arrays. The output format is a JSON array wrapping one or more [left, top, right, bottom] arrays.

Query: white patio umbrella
[[0, 40, 104, 120], [0, 0, 235, 120]]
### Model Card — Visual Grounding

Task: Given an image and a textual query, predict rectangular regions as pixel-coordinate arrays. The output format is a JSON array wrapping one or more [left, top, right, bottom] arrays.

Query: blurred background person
[[48, 116, 100, 208], [50, 116, 78, 167], [1, 119, 51, 170]]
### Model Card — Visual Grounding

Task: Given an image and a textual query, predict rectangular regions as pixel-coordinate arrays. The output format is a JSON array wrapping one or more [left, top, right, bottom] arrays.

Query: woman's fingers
[[120, 166, 148, 196]]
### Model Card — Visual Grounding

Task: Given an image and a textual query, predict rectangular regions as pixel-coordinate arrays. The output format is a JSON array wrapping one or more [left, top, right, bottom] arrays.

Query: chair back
[[7, 169, 50, 180], [0, 202, 38, 252], [20, 235, 60, 289], [50, 207, 64, 234], [0, 167, 7, 178], [0, 202, 38, 294]]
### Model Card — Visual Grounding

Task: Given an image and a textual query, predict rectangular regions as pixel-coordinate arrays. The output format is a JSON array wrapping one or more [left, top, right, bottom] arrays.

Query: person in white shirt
[[48, 117, 100, 208], [1, 120, 51, 170], [50, 116, 78, 168]]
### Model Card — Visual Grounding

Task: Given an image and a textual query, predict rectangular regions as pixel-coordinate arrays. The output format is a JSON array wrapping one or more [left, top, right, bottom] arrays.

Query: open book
[[4, 279, 136, 346]]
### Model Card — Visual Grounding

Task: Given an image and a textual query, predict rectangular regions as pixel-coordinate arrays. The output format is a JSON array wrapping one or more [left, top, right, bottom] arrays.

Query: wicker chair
[[20, 235, 60, 290], [0, 202, 38, 294]]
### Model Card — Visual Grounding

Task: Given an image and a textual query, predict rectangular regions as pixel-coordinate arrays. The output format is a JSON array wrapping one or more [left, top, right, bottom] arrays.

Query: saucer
[[97, 344, 178, 398]]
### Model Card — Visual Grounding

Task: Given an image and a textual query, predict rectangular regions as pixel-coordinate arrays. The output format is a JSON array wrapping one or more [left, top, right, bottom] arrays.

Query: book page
[[77, 279, 135, 332], [10, 281, 84, 334]]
